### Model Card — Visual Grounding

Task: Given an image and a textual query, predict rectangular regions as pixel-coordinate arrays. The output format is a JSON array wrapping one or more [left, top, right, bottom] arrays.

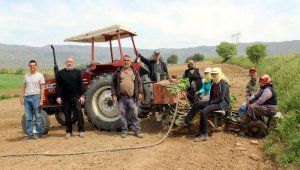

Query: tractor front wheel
[[21, 110, 50, 135]]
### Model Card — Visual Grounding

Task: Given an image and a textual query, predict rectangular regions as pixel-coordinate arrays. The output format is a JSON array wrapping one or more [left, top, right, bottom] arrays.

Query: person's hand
[[39, 100, 43, 107], [138, 93, 143, 101], [20, 97, 24, 105], [79, 96, 85, 105], [134, 49, 139, 56], [112, 95, 117, 102], [56, 97, 62, 105], [246, 100, 250, 107]]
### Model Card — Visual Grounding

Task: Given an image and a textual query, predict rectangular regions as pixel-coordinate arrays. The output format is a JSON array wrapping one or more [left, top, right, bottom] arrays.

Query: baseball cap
[[154, 50, 160, 55], [249, 67, 257, 73]]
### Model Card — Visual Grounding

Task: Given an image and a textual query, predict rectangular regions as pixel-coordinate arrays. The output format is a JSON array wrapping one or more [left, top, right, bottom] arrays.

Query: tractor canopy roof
[[64, 25, 137, 43]]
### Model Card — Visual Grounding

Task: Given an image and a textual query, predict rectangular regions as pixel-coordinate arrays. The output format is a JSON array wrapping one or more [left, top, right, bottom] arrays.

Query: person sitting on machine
[[183, 67, 231, 142]]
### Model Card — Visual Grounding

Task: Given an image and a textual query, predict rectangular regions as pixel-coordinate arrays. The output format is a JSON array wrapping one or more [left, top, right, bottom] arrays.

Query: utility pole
[[231, 32, 241, 56], [231, 32, 241, 44]]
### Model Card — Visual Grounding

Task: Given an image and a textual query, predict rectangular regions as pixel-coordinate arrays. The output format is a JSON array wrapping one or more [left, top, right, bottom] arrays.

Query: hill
[[0, 40, 300, 68]]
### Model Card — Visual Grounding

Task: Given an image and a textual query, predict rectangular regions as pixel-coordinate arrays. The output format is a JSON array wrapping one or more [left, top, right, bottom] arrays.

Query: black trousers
[[62, 96, 85, 133], [185, 101, 221, 135]]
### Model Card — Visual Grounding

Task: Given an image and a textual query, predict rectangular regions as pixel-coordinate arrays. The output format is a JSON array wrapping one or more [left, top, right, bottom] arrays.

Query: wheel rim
[[92, 86, 118, 121]]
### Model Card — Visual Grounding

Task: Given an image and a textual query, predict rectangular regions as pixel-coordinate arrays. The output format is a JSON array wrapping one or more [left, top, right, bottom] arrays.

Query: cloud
[[0, 0, 299, 48]]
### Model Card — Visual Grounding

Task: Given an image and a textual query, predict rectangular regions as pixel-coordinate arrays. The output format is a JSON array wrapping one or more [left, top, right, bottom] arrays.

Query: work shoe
[[33, 135, 40, 139], [25, 136, 33, 140], [65, 133, 72, 139], [120, 133, 127, 138], [135, 133, 143, 138], [194, 134, 208, 142], [79, 132, 85, 138]]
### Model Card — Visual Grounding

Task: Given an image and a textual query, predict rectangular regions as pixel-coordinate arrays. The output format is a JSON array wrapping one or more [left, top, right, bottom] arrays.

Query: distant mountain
[[0, 40, 299, 69]]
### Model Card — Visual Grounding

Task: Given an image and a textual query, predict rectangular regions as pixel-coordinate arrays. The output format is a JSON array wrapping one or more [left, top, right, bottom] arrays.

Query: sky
[[0, 0, 300, 49]]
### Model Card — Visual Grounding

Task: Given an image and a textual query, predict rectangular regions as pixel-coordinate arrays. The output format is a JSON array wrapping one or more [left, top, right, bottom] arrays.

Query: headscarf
[[259, 74, 272, 86], [203, 67, 212, 83], [211, 67, 230, 84]]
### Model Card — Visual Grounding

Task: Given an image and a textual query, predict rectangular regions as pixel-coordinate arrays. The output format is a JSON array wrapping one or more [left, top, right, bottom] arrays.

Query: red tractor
[[21, 25, 154, 134]]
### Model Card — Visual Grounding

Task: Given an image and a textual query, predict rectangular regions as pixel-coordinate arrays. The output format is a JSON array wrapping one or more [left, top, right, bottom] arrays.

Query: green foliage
[[168, 78, 190, 95], [230, 93, 237, 108], [0, 74, 24, 90], [15, 68, 25, 75], [0, 68, 10, 74], [246, 44, 267, 65], [216, 42, 237, 62], [185, 53, 205, 63], [167, 54, 179, 64]]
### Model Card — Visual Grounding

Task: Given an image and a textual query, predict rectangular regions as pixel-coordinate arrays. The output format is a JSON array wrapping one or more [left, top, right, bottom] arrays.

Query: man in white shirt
[[20, 60, 45, 139]]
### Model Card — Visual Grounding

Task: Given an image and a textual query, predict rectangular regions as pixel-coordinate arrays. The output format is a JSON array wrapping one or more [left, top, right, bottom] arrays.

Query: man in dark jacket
[[136, 50, 169, 82], [111, 55, 143, 138], [56, 56, 85, 139], [182, 60, 203, 104]]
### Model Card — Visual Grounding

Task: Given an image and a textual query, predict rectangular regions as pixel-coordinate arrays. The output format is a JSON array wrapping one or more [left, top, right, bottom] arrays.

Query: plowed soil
[[0, 62, 277, 169]]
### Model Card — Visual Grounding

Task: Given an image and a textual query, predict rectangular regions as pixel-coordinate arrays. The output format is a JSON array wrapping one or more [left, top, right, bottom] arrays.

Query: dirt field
[[0, 62, 277, 170]]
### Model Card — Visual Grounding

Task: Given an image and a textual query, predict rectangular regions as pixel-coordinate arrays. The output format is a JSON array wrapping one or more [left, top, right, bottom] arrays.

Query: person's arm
[[199, 83, 206, 94], [20, 80, 26, 105], [245, 83, 252, 100], [163, 62, 170, 79], [248, 90, 259, 103], [138, 54, 151, 67], [111, 72, 117, 102], [136, 71, 143, 101], [55, 71, 62, 104], [78, 70, 85, 105], [39, 74, 45, 106], [253, 88, 273, 105]]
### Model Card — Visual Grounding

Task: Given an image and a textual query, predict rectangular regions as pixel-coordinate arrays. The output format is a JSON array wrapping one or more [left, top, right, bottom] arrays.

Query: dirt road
[[0, 62, 276, 169]]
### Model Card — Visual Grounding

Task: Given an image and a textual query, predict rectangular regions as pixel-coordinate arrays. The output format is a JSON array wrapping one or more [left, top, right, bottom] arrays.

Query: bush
[[15, 68, 25, 75]]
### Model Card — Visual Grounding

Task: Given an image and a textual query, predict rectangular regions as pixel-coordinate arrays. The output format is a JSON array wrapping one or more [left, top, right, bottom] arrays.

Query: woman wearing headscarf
[[195, 67, 212, 102], [184, 67, 231, 142], [245, 74, 277, 119]]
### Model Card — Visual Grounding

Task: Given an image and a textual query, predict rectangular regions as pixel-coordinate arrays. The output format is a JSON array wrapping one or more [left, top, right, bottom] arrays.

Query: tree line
[[166, 42, 267, 65]]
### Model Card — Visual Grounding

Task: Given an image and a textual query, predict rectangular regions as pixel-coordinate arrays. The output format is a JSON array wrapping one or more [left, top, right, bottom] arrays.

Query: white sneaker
[[65, 133, 72, 139], [79, 132, 85, 138]]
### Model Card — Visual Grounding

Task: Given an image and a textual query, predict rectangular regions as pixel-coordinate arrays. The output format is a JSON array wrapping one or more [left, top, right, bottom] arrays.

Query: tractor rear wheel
[[21, 110, 50, 135], [85, 74, 120, 131]]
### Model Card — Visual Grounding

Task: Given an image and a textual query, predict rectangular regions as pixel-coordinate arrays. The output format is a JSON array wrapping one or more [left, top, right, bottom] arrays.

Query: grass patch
[[0, 74, 24, 90], [0, 94, 20, 100]]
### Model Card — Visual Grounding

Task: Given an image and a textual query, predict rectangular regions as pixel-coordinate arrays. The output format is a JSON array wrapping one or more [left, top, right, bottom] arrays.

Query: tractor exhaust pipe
[[51, 45, 59, 76]]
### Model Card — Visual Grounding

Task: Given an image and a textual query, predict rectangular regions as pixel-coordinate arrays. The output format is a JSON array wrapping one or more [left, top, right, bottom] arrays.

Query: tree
[[246, 44, 267, 65], [167, 54, 178, 64], [216, 42, 237, 62], [185, 53, 205, 63]]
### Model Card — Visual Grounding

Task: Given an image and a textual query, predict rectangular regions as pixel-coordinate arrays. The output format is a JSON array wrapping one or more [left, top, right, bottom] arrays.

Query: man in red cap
[[238, 67, 259, 119]]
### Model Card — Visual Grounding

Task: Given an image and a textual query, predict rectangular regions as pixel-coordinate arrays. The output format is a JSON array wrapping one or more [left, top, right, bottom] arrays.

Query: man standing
[[20, 60, 45, 139], [182, 60, 203, 104], [56, 56, 85, 139], [136, 50, 169, 82], [111, 55, 143, 138]]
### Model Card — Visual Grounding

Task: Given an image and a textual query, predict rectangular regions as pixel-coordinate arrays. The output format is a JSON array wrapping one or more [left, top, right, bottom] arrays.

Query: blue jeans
[[238, 102, 247, 117], [118, 96, 141, 134], [24, 94, 42, 137]]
